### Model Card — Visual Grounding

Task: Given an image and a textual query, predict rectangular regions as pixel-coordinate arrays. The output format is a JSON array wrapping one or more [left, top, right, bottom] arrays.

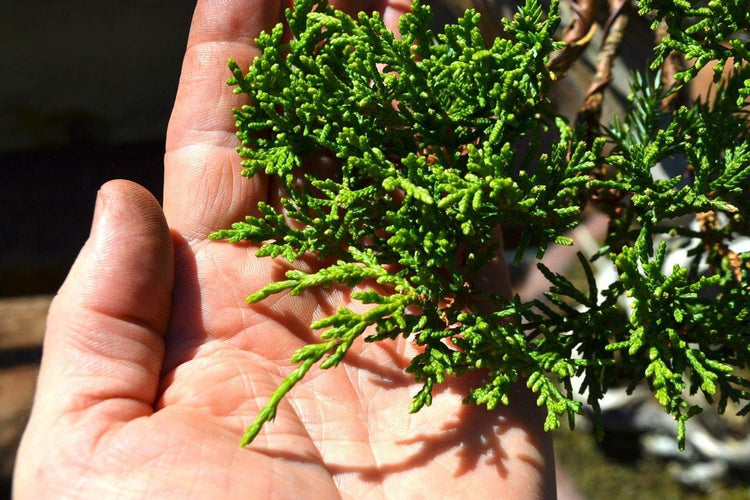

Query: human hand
[[14, 1, 555, 498]]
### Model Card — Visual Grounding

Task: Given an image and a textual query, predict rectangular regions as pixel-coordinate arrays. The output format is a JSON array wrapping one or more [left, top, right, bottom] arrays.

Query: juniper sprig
[[211, 0, 750, 449], [640, 0, 750, 93]]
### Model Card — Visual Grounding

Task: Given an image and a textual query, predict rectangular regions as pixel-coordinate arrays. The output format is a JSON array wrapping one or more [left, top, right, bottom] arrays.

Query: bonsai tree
[[211, 0, 750, 449]]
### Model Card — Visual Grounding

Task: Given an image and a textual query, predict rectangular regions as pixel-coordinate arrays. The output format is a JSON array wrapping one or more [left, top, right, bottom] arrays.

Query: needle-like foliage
[[212, 0, 750, 449], [640, 0, 750, 98]]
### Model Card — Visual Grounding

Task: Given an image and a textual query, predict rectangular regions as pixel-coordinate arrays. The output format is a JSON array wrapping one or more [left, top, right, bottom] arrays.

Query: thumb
[[30, 179, 174, 427]]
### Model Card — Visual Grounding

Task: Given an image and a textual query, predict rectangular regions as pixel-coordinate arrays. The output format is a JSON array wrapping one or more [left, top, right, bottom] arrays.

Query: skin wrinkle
[[59, 392, 156, 433], [188, 38, 261, 59], [56, 313, 160, 369], [172, 129, 239, 147], [45, 412, 118, 482], [165, 13, 270, 150], [228, 286, 345, 356], [40, 231, 169, 419], [202, 255, 248, 333], [189, 0, 283, 45], [303, 372, 373, 452], [224, 356, 283, 416], [100, 422, 166, 476], [217, 155, 252, 219], [272, 361, 381, 486], [165, 147, 269, 242], [55, 352, 158, 409], [192, 166, 232, 234], [248, 417, 337, 491], [163, 344, 285, 415], [115, 427, 201, 497], [361, 395, 386, 493], [81, 307, 167, 359], [83, 211, 171, 327], [225, 302, 313, 357]]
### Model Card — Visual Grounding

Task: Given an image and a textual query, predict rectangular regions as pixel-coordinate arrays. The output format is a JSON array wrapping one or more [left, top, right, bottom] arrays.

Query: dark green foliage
[[640, 0, 750, 92], [211, 0, 750, 449]]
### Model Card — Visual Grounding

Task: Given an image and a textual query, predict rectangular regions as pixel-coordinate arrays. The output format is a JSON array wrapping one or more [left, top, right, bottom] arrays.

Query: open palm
[[15, 1, 554, 498]]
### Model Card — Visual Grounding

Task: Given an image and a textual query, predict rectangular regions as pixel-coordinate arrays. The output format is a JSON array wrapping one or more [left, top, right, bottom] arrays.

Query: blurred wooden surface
[[0, 295, 49, 495], [0, 295, 50, 350]]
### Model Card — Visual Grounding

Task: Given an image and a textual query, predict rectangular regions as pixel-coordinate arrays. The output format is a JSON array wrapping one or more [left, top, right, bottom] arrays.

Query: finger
[[30, 180, 173, 425], [369, 0, 411, 29], [164, 0, 282, 240], [322, 1, 411, 34]]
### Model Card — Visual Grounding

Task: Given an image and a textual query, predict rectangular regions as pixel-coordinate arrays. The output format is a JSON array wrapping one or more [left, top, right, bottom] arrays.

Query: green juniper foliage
[[641, 0, 750, 96], [211, 0, 750, 448]]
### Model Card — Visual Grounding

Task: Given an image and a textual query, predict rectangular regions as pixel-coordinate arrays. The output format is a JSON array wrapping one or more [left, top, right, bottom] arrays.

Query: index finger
[[164, 0, 282, 240]]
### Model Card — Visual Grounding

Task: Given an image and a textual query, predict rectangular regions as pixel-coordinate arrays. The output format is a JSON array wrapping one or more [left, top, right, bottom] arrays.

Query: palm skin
[[14, 0, 555, 498]]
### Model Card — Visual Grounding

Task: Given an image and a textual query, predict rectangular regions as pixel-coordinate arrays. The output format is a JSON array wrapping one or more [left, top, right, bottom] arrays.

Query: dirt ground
[[0, 295, 48, 496]]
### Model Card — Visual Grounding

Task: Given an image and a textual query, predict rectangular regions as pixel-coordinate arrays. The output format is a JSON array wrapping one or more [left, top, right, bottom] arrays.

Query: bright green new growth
[[212, 0, 750, 449]]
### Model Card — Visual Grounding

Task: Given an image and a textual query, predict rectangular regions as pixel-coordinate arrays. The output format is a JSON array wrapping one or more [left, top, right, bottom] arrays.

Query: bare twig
[[548, 0, 599, 79], [575, 0, 629, 142]]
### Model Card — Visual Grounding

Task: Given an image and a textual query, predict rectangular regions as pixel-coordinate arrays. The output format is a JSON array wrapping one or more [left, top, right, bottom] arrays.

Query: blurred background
[[1, 1, 194, 297], [1, 1, 748, 499]]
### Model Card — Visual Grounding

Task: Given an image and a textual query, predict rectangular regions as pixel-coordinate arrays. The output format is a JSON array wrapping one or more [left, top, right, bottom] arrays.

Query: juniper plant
[[211, 0, 750, 449]]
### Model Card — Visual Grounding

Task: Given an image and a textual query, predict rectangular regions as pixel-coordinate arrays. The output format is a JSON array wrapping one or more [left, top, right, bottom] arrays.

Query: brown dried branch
[[575, 0, 629, 143], [547, 0, 599, 79]]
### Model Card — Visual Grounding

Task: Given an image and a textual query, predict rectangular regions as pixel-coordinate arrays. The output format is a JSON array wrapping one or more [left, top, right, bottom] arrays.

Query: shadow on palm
[[158, 225, 548, 491]]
